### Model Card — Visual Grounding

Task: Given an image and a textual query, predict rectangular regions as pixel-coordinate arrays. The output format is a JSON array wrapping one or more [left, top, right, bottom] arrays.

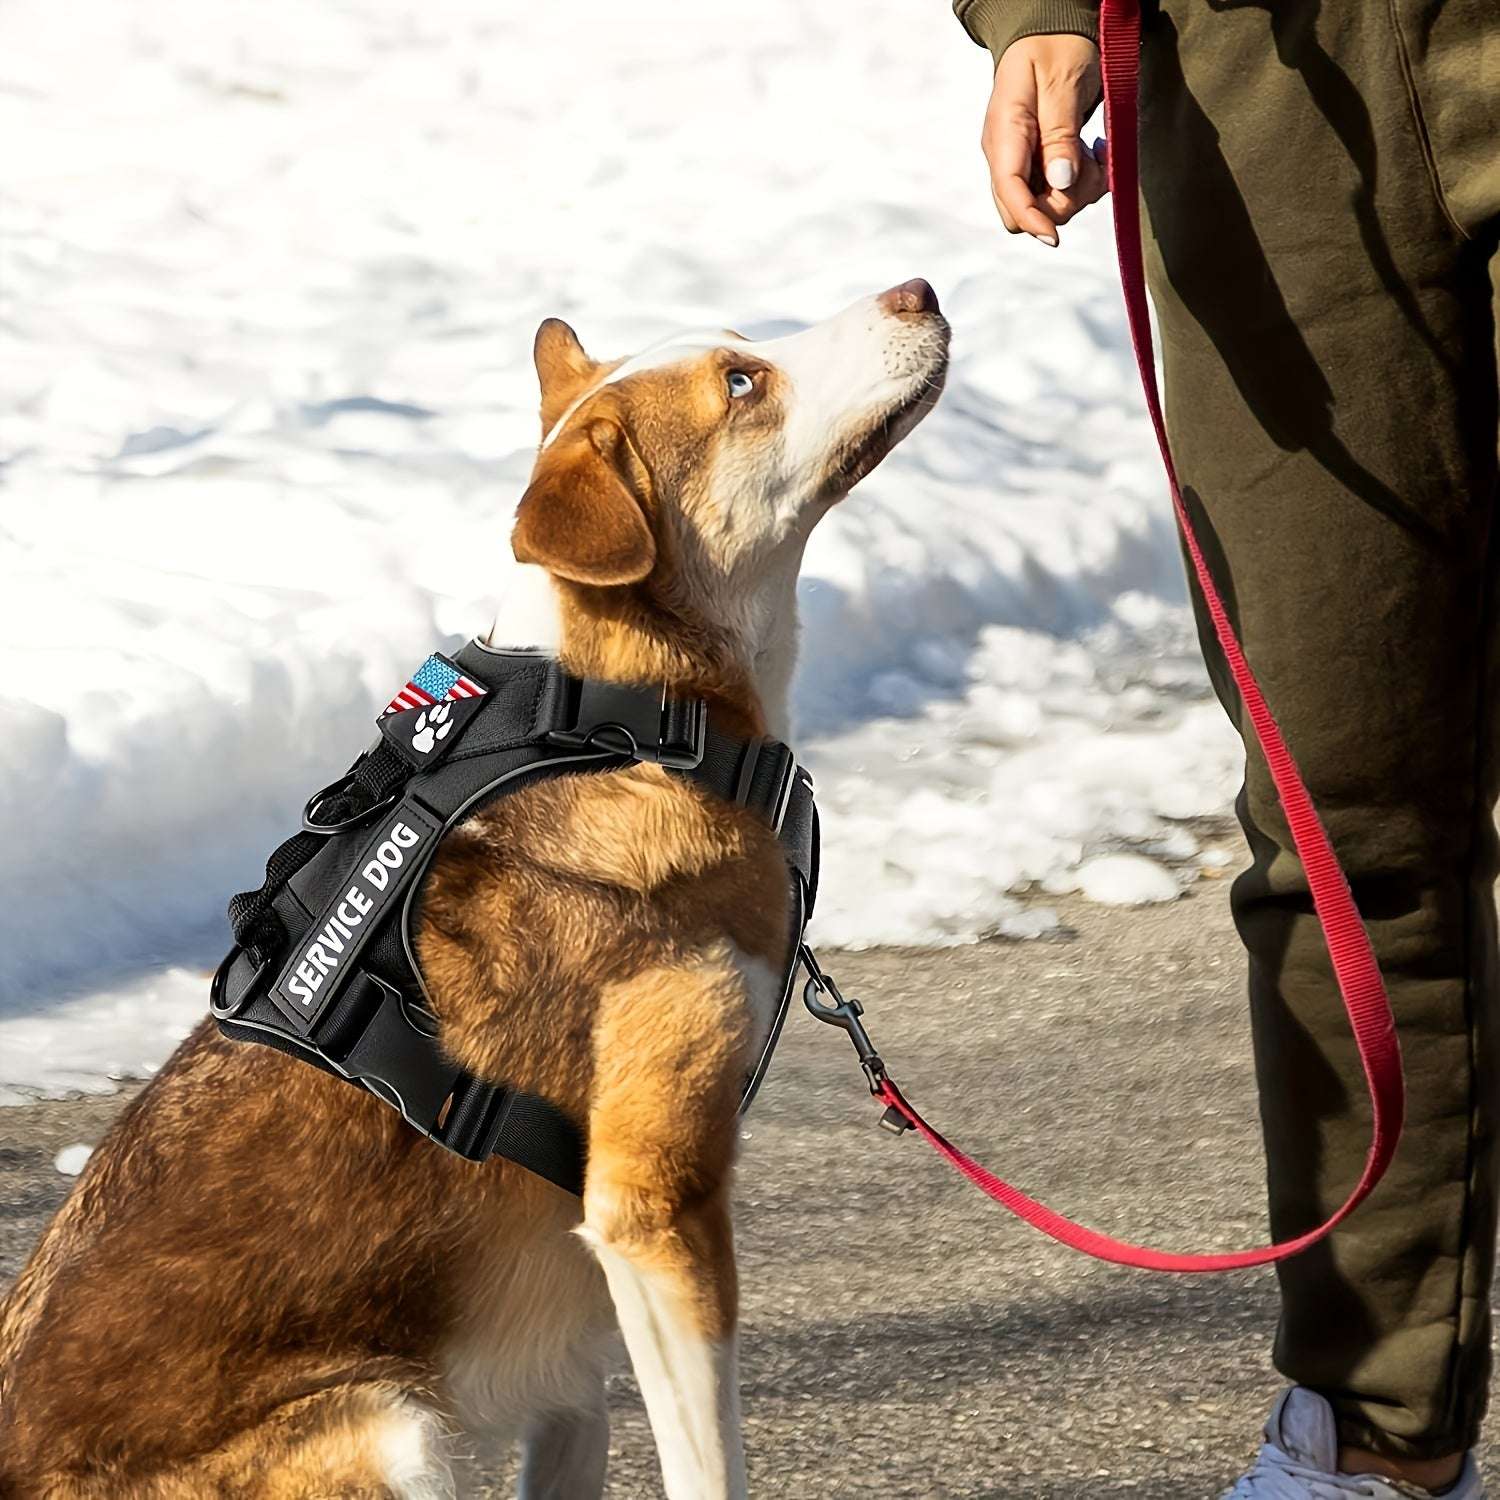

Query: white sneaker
[[1221, 1388, 1485, 1498]]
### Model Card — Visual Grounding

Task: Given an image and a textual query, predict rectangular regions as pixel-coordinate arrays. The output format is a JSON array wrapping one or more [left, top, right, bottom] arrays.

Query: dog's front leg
[[516, 1386, 609, 1500], [578, 955, 753, 1500], [582, 1207, 744, 1500]]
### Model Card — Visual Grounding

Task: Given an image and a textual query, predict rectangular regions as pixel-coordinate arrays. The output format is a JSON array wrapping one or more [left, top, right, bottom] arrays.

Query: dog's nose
[[877, 278, 941, 317]]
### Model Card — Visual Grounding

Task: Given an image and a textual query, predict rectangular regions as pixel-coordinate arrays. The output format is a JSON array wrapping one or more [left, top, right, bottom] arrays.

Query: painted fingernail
[[1045, 158, 1076, 191], [1091, 136, 1108, 162], [1038, 231, 1059, 247]]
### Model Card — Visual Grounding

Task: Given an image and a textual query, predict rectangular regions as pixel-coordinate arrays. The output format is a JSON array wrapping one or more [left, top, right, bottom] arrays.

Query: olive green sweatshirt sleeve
[[952, 0, 1100, 65]]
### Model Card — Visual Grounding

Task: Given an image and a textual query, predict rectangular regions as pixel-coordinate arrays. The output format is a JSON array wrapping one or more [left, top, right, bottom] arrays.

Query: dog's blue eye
[[726, 371, 755, 399]]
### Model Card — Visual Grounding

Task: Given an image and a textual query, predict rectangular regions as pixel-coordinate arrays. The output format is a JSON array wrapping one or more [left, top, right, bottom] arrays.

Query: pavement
[[3, 888, 1493, 1497]]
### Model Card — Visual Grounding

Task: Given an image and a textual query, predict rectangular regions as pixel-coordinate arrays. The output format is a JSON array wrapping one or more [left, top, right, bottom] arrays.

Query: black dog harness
[[211, 639, 818, 1197]]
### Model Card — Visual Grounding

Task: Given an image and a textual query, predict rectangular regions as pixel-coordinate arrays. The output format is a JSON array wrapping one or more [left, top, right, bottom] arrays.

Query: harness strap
[[824, 0, 1405, 1271]]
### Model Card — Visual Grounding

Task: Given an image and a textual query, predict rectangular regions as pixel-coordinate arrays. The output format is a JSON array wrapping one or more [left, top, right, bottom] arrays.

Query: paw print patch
[[377, 687, 484, 768], [410, 702, 452, 755]]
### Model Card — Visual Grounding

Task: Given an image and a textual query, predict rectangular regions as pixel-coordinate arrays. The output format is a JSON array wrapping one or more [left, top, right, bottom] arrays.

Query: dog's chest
[[440, 1208, 614, 1438]]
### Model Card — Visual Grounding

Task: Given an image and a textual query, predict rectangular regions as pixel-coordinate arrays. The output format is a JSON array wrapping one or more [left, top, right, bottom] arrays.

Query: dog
[[0, 279, 949, 1499]]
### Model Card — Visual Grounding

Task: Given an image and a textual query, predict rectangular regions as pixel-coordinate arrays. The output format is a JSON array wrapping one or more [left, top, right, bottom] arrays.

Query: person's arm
[[953, 0, 1097, 64], [953, 1, 1107, 247]]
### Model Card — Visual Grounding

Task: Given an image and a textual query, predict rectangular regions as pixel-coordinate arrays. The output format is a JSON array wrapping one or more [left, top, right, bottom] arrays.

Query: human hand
[[982, 34, 1107, 247]]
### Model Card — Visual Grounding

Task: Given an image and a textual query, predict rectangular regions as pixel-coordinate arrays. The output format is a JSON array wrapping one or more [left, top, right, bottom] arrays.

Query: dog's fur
[[0, 283, 948, 1499]]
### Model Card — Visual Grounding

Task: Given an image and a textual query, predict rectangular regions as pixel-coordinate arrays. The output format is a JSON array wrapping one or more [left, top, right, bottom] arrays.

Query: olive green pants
[[1138, 0, 1500, 1461]]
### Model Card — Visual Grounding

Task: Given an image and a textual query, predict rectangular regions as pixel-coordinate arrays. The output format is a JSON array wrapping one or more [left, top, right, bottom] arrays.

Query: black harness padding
[[212, 640, 817, 1197]]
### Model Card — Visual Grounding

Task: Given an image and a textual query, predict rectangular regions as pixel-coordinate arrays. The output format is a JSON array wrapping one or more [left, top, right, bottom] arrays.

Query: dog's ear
[[512, 417, 656, 586], [534, 319, 604, 435]]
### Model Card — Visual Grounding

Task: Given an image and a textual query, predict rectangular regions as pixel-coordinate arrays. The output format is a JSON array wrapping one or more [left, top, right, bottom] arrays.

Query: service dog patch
[[268, 799, 442, 1033]]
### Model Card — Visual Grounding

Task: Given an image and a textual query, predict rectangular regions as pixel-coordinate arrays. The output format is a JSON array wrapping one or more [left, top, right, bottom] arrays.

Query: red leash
[[809, 0, 1405, 1272]]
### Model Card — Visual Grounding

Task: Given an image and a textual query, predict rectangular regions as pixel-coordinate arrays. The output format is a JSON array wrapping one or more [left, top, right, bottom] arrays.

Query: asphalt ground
[[3, 889, 1492, 1496]]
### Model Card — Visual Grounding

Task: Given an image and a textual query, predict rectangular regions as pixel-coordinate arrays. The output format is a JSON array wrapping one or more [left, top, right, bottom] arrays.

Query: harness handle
[[808, 0, 1405, 1272]]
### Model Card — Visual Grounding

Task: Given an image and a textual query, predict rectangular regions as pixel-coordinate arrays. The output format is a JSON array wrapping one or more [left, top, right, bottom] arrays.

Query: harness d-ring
[[302, 777, 400, 834]]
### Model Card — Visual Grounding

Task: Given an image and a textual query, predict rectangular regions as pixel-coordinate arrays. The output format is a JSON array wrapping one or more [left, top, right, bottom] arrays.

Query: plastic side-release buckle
[[325, 976, 504, 1162], [547, 679, 706, 769]]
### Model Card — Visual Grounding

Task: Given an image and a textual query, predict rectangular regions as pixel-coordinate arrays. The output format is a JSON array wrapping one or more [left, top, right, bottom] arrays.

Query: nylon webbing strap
[[874, 0, 1405, 1271]]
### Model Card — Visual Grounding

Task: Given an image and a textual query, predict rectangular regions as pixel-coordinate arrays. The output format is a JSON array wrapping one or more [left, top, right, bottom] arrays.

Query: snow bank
[[0, 0, 1241, 1095], [0, 971, 206, 1107]]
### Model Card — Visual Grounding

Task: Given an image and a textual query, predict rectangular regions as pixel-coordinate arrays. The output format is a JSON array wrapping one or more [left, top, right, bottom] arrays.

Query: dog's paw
[[410, 701, 453, 755]]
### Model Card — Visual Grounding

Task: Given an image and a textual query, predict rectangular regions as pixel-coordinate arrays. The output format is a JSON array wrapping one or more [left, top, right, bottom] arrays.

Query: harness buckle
[[322, 975, 503, 1161], [548, 679, 707, 770]]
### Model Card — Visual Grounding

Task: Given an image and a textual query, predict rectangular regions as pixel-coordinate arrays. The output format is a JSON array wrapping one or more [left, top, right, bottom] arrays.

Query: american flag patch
[[382, 653, 487, 717]]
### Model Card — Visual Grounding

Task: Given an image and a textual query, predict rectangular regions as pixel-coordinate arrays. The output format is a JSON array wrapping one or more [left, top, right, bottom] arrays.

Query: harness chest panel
[[212, 641, 817, 1197], [269, 798, 442, 1031]]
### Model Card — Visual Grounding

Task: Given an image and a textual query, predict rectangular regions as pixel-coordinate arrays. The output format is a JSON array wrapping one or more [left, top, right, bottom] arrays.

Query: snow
[[1076, 854, 1181, 908], [52, 1144, 95, 1177], [0, 0, 1242, 1098], [0, 971, 205, 1107]]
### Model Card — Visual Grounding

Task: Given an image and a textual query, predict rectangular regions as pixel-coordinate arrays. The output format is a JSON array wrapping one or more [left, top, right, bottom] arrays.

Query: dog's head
[[510, 281, 949, 722]]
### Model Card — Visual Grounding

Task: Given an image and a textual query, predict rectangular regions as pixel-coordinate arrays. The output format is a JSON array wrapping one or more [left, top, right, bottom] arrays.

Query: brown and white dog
[[0, 280, 948, 1499]]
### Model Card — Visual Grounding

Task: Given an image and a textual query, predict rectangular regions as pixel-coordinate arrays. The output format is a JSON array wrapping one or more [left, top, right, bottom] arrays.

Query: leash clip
[[800, 945, 910, 1134]]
